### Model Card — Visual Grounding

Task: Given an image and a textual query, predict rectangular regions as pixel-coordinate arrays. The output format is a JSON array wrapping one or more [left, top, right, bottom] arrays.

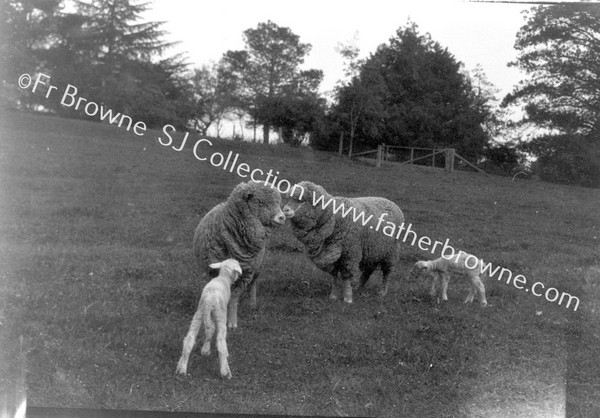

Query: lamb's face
[[209, 259, 243, 283], [408, 261, 429, 280]]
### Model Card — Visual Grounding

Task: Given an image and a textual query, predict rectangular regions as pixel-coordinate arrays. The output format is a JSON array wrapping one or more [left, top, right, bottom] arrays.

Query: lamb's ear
[[234, 265, 242, 276], [209, 262, 222, 270]]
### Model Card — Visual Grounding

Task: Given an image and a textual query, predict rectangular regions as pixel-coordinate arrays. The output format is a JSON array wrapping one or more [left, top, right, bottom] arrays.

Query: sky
[[142, 0, 534, 102]]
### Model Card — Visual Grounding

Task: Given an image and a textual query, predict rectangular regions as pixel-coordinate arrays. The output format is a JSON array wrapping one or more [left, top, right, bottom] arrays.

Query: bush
[[480, 143, 521, 176], [528, 134, 600, 188]]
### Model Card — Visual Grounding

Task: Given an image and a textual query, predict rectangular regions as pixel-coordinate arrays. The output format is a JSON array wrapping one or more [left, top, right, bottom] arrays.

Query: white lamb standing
[[410, 253, 488, 307], [176, 259, 242, 379]]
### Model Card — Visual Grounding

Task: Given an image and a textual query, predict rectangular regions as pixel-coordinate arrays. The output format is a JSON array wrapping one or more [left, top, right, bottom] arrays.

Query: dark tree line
[[4, 1, 596, 186]]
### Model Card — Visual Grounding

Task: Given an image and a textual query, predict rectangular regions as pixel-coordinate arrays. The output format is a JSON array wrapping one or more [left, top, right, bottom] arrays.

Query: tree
[[502, 4, 600, 187], [221, 20, 320, 143], [189, 63, 230, 136], [328, 22, 490, 160], [0, 0, 62, 109], [504, 4, 600, 135], [331, 35, 387, 155]]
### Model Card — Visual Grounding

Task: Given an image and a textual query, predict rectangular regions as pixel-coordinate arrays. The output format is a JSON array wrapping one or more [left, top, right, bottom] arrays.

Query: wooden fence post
[[445, 148, 455, 172], [432, 147, 436, 167], [338, 132, 344, 156], [376, 145, 382, 168], [410, 148, 414, 164]]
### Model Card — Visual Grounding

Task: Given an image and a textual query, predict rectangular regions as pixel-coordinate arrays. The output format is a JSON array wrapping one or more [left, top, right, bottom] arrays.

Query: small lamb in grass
[[409, 253, 488, 307], [176, 259, 242, 379]]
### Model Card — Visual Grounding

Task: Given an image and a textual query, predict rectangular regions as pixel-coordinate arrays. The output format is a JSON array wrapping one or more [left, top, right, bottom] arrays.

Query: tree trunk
[[262, 124, 270, 144]]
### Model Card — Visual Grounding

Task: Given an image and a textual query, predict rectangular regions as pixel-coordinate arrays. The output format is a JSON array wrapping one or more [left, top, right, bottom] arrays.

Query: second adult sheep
[[282, 181, 404, 303]]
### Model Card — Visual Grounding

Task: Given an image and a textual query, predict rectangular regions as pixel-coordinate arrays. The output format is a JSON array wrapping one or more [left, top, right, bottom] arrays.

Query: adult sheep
[[193, 181, 286, 329], [282, 181, 404, 303]]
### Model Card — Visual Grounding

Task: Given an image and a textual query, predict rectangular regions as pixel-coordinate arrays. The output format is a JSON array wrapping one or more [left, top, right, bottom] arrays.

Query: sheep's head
[[209, 259, 243, 282], [282, 181, 330, 220], [230, 181, 286, 227]]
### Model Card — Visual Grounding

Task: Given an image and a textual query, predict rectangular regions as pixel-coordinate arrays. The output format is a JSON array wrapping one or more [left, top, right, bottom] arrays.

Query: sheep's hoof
[[227, 322, 237, 329], [329, 294, 338, 301], [221, 371, 232, 380], [175, 364, 187, 375], [343, 298, 353, 304]]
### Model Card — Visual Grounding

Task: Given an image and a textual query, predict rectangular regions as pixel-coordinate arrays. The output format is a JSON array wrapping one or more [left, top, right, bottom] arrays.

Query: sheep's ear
[[234, 265, 242, 276], [209, 262, 221, 270]]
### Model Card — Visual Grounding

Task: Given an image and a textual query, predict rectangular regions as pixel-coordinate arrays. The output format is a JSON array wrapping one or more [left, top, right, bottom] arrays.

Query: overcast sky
[[143, 0, 533, 102]]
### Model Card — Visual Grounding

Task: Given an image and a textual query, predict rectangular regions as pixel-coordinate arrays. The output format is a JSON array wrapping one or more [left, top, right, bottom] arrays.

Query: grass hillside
[[1, 111, 599, 417]]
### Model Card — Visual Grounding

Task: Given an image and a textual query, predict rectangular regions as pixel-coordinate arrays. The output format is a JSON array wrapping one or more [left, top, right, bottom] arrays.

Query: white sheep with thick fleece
[[176, 259, 242, 379], [410, 253, 488, 307]]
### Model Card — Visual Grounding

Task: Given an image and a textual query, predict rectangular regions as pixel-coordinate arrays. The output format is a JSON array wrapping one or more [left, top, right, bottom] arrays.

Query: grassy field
[[1, 111, 599, 417]]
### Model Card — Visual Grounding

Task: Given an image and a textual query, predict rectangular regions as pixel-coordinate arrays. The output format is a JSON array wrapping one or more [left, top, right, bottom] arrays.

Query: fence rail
[[346, 143, 487, 175]]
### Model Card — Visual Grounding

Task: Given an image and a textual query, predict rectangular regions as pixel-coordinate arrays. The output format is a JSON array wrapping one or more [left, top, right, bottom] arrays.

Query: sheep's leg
[[342, 278, 353, 304], [215, 313, 232, 379], [227, 286, 243, 329], [201, 315, 215, 356], [464, 284, 475, 304], [176, 304, 204, 375], [329, 275, 341, 300], [472, 275, 488, 307], [248, 272, 260, 309], [379, 263, 393, 297], [440, 272, 450, 301], [341, 268, 359, 304], [357, 266, 375, 293], [429, 273, 439, 297]]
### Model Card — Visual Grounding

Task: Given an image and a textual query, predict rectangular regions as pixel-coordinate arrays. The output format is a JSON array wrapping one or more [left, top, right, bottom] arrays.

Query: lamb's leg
[[472, 275, 488, 307], [464, 283, 475, 304], [176, 304, 204, 375], [440, 272, 450, 301], [430, 272, 439, 297], [215, 314, 232, 379], [201, 314, 215, 356]]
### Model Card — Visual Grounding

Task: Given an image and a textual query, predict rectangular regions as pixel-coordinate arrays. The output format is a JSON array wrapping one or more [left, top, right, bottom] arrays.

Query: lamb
[[176, 259, 242, 379], [282, 181, 404, 303], [193, 181, 286, 329], [409, 253, 488, 307]]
